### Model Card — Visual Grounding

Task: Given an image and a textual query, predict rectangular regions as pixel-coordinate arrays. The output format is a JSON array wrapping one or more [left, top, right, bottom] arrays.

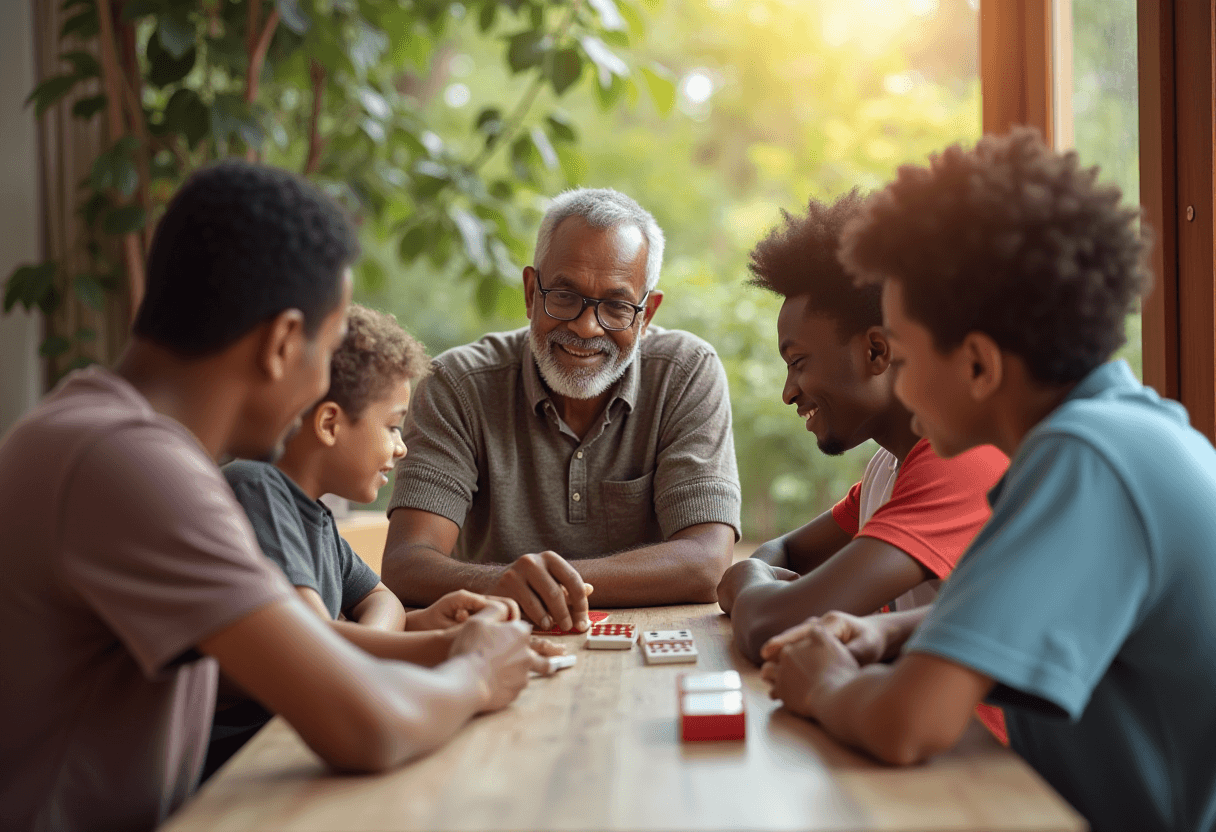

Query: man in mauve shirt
[[0, 161, 537, 832]]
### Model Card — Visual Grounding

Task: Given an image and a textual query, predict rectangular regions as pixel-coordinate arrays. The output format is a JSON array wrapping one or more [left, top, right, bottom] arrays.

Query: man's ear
[[312, 401, 341, 447], [864, 325, 891, 373], [638, 289, 663, 335], [522, 266, 537, 319], [960, 331, 1004, 401], [257, 309, 307, 382]]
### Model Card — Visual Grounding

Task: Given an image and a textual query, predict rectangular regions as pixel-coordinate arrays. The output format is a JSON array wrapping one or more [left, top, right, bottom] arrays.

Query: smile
[[558, 344, 604, 359]]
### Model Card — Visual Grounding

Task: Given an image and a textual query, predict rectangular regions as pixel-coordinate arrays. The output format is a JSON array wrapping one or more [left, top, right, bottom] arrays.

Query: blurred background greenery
[[355, 0, 987, 535], [11, 0, 1141, 541]]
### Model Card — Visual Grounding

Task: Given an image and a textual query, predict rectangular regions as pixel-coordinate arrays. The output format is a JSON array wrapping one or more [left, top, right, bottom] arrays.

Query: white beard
[[529, 325, 639, 400]]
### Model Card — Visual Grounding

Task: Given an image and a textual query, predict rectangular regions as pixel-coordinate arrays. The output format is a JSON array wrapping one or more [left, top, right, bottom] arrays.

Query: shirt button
[[572, 492, 581, 502], [576, 451, 584, 459]]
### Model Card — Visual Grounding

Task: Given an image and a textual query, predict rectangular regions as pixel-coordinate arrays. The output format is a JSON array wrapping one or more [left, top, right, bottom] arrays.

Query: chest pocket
[[599, 472, 661, 552]]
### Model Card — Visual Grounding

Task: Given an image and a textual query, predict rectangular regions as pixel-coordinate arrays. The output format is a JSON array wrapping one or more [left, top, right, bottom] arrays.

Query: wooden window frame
[[981, 0, 1216, 441]]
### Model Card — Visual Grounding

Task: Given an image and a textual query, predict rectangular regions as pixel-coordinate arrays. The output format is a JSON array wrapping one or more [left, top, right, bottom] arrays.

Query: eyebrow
[[548, 274, 639, 301]]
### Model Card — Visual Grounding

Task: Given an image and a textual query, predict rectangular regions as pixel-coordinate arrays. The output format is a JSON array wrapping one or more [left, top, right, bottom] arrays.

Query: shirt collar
[[986, 359, 1138, 507], [521, 330, 643, 415]]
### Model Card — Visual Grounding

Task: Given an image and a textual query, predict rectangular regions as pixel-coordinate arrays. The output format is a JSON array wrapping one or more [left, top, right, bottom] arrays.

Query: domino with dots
[[584, 623, 636, 650]]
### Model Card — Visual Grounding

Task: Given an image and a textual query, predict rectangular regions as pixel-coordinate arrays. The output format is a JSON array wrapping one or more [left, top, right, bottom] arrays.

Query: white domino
[[639, 629, 693, 646], [545, 654, 578, 673], [642, 637, 698, 665], [585, 623, 636, 650]]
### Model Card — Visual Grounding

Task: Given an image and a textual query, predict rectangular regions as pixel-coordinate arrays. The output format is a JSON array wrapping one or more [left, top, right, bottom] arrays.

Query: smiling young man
[[761, 130, 1216, 832], [382, 189, 741, 631], [0, 162, 537, 832], [714, 193, 1006, 693]]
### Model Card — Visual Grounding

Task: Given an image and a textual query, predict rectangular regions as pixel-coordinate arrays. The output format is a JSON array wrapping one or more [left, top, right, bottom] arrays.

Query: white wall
[[0, 0, 43, 435]]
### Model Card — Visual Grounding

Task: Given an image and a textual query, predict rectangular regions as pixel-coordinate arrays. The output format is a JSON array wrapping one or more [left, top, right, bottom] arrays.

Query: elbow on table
[[866, 709, 963, 767], [309, 696, 444, 774]]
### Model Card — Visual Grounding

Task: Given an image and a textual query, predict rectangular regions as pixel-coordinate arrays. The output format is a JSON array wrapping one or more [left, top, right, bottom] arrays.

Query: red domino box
[[678, 671, 745, 742]]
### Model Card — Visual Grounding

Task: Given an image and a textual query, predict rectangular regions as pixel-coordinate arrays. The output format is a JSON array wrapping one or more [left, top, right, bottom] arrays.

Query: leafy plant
[[7, 0, 675, 373]]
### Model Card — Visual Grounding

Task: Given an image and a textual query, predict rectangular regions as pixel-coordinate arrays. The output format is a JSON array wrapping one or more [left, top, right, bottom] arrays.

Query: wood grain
[[162, 605, 1086, 832]]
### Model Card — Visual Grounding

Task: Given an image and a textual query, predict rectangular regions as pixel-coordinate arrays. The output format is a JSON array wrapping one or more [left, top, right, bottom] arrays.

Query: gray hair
[[534, 188, 665, 293]]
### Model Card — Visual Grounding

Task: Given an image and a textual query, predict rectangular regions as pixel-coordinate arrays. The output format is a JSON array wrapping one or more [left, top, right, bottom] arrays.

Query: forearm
[[750, 535, 790, 567], [383, 543, 506, 606], [349, 588, 407, 631], [574, 537, 731, 606], [330, 619, 455, 667], [870, 607, 931, 659], [338, 653, 490, 771], [731, 581, 810, 664], [803, 655, 976, 765], [203, 598, 490, 774]]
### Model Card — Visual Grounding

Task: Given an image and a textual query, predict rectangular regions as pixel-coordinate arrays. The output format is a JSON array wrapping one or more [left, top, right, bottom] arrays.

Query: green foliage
[[359, 0, 985, 537], [8, 0, 662, 376]]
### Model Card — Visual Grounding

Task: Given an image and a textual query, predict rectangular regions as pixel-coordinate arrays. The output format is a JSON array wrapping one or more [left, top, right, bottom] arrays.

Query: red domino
[[678, 672, 745, 741]]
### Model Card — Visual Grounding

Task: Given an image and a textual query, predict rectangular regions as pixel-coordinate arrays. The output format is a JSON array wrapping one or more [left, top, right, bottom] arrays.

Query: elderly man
[[382, 188, 740, 632]]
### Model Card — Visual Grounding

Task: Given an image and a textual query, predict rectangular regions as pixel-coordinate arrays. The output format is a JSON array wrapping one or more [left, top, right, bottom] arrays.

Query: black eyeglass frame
[[533, 270, 649, 332]]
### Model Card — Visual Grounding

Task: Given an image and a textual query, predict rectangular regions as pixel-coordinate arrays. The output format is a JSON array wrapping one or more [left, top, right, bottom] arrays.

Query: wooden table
[[162, 605, 1086, 832]]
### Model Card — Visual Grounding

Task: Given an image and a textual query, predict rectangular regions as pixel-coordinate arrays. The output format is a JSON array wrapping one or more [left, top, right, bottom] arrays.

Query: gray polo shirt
[[388, 326, 741, 563]]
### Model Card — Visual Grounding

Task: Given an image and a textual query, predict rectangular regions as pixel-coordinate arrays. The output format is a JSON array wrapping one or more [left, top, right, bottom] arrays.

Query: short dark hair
[[747, 189, 879, 337], [840, 128, 1151, 385], [325, 304, 429, 420], [134, 160, 360, 357]]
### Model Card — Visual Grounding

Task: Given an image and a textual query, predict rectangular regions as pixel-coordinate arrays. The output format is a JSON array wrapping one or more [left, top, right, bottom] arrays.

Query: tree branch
[[304, 60, 326, 175], [95, 0, 145, 316], [118, 17, 154, 252], [245, 4, 280, 161], [468, 0, 584, 175]]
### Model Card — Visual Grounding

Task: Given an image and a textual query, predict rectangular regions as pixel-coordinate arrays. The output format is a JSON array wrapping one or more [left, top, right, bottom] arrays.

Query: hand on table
[[409, 589, 521, 630], [447, 614, 537, 711], [716, 558, 799, 615], [760, 617, 860, 718], [761, 610, 888, 667], [489, 550, 592, 634]]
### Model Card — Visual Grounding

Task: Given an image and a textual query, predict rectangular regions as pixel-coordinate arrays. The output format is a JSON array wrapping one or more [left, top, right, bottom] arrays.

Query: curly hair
[[747, 189, 879, 338], [324, 304, 430, 420], [840, 128, 1151, 385], [135, 160, 359, 357]]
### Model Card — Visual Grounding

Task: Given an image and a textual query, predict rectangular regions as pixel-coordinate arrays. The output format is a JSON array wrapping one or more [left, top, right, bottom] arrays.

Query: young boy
[[761, 129, 1216, 832], [208, 304, 561, 777], [0, 161, 538, 832], [716, 192, 1007, 673]]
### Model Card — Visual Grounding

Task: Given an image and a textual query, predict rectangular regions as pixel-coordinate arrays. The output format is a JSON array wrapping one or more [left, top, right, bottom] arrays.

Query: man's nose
[[567, 303, 605, 340], [782, 374, 799, 406]]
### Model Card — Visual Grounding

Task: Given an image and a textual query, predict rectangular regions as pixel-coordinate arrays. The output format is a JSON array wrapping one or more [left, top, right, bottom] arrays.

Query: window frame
[[980, 0, 1215, 440]]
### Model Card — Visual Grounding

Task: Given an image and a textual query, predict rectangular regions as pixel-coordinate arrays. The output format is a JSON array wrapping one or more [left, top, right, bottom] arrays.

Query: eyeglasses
[[534, 271, 648, 331]]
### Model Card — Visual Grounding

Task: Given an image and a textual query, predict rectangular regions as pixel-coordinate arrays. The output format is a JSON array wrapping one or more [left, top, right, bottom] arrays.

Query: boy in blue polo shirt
[[760, 128, 1216, 832]]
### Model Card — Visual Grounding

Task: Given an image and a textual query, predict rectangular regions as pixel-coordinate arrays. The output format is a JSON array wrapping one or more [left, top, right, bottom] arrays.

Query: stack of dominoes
[[678, 670, 746, 742], [639, 629, 698, 665]]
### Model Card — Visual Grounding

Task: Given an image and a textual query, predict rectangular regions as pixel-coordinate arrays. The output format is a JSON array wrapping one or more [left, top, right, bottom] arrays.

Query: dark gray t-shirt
[[223, 461, 380, 617], [389, 326, 741, 563]]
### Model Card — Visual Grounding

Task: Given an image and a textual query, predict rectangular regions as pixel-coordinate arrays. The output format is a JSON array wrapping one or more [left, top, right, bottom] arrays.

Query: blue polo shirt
[[907, 361, 1216, 832]]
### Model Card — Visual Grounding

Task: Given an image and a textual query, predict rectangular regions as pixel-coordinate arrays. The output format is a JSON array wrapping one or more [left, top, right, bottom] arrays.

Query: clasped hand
[[759, 611, 885, 718]]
